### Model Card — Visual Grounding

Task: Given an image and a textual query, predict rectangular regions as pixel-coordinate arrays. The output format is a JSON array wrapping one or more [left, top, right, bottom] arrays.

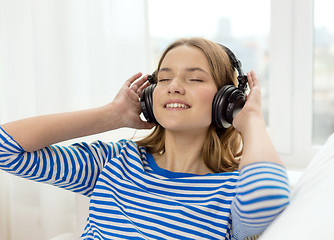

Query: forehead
[[160, 45, 211, 70]]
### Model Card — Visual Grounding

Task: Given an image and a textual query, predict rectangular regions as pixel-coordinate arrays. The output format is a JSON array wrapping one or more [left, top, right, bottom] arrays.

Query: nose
[[168, 78, 185, 95]]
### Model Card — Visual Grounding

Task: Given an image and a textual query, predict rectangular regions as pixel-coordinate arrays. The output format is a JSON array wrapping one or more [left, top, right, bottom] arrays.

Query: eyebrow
[[158, 67, 209, 75]]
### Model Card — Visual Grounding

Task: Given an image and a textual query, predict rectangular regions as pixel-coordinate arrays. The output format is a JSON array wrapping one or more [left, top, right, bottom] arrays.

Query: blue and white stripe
[[0, 126, 289, 239], [231, 162, 290, 239]]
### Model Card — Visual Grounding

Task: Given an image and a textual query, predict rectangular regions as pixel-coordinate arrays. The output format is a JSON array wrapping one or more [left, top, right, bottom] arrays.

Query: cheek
[[152, 87, 160, 115], [198, 88, 218, 124], [197, 88, 217, 109]]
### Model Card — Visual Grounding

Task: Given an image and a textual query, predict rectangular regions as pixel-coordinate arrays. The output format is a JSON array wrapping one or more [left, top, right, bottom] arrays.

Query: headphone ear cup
[[212, 85, 235, 128], [140, 84, 158, 124], [225, 88, 246, 125], [212, 85, 246, 128]]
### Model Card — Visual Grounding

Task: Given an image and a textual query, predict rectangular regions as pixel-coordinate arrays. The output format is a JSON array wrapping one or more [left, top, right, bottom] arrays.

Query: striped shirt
[[0, 126, 289, 240]]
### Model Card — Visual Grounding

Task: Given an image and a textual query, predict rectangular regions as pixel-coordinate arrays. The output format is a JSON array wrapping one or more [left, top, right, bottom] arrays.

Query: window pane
[[313, 0, 334, 144], [147, 0, 270, 122]]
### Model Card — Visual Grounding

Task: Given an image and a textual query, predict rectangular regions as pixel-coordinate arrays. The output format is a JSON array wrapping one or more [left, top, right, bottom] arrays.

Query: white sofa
[[260, 133, 334, 239]]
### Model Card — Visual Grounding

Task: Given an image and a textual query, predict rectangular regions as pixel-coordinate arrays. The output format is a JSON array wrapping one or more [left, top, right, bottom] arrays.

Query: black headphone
[[140, 44, 248, 129]]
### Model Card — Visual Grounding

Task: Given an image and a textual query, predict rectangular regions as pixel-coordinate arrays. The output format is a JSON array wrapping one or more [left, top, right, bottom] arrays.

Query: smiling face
[[152, 45, 218, 133]]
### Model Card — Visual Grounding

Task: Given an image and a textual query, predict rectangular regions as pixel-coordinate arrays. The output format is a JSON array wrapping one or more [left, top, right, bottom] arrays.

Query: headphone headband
[[219, 44, 248, 92]]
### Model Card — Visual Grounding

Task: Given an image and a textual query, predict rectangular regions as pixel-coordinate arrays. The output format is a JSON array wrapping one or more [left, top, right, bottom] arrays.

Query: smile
[[165, 103, 190, 109]]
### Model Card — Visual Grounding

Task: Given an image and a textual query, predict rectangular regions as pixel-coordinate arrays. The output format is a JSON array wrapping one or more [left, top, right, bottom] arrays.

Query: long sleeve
[[0, 126, 123, 196], [231, 162, 290, 239]]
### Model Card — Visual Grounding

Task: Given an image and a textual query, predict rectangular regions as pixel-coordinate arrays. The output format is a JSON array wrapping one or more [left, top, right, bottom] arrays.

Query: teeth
[[166, 103, 189, 109]]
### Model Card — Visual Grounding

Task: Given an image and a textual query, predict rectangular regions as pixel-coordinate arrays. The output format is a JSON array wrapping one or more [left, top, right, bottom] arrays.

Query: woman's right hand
[[110, 72, 156, 130], [1, 73, 155, 152]]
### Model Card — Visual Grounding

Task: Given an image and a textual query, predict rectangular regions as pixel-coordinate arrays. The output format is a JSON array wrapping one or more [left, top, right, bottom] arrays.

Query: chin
[[160, 122, 210, 133], [160, 123, 187, 131], [156, 114, 211, 132]]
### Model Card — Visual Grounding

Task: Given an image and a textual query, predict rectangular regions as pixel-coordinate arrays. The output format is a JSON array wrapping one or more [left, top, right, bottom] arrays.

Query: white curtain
[[0, 0, 150, 239]]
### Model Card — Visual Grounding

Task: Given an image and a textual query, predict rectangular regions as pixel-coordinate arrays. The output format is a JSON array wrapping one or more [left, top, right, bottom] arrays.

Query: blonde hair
[[137, 38, 242, 173]]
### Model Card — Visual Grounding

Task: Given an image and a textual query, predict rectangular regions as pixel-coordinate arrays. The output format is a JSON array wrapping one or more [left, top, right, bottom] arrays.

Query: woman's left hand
[[232, 70, 265, 134]]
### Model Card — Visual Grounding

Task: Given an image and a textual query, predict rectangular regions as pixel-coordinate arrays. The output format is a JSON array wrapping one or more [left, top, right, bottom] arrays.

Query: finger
[[247, 72, 254, 89], [129, 74, 149, 91], [250, 70, 261, 88], [137, 81, 150, 94], [135, 75, 151, 97], [124, 72, 143, 87], [129, 74, 150, 94], [131, 81, 151, 97], [134, 74, 149, 88], [247, 71, 262, 103]]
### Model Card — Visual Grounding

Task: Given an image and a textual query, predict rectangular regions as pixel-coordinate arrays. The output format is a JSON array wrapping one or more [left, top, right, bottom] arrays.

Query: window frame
[[145, 0, 321, 170], [269, 0, 319, 169]]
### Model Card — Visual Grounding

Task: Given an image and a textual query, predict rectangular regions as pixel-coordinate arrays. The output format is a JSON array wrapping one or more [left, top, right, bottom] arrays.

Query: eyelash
[[158, 79, 171, 82], [158, 79, 203, 83], [190, 79, 203, 82]]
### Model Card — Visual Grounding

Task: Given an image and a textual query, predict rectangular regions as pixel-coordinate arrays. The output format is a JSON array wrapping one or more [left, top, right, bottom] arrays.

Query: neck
[[154, 129, 213, 175]]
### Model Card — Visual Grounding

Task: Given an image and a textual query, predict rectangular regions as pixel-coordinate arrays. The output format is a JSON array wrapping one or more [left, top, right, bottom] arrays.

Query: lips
[[163, 100, 191, 109]]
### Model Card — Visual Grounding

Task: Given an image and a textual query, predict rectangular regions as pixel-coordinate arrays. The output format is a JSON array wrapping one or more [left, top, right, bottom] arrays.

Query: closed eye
[[158, 78, 171, 82], [190, 79, 204, 82]]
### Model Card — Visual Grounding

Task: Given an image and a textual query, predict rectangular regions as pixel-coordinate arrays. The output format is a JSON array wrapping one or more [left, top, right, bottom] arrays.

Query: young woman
[[0, 38, 289, 239]]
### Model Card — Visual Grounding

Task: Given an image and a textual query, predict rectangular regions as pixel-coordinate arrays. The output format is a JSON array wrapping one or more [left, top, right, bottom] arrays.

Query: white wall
[[0, 0, 150, 239]]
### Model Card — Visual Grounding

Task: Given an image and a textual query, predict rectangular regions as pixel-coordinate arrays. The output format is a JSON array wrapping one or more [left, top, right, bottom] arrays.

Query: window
[[147, 0, 271, 121], [313, 0, 334, 145], [147, 0, 332, 170]]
